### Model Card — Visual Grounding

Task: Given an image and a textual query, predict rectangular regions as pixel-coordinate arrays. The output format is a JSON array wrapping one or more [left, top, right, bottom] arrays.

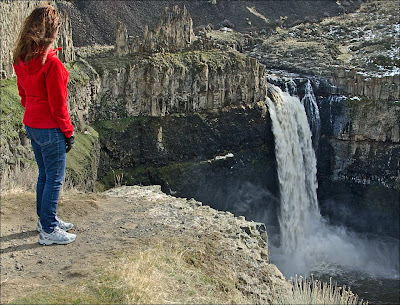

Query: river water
[[266, 84, 400, 304]]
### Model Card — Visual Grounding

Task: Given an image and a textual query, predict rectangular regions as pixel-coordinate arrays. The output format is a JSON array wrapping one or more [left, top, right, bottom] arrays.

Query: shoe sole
[[38, 237, 76, 246]]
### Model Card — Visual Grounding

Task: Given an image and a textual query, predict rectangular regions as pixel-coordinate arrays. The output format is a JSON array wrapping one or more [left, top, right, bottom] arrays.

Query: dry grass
[[9, 236, 256, 304], [1, 159, 81, 197], [8, 233, 369, 305], [104, 237, 253, 304], [0, 161, 38, 194], [277, 275, 368, 305]]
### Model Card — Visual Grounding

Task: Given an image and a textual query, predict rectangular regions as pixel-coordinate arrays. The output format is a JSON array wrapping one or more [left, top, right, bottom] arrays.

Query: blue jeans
[[25, 126, 66, 233]]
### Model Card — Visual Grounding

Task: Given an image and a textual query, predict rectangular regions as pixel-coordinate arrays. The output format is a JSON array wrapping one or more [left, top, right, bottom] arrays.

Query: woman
[[13, 4, 76, 245]]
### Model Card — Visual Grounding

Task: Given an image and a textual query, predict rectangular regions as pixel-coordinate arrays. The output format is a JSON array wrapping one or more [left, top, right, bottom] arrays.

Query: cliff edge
[[0, 185, 288, 304]]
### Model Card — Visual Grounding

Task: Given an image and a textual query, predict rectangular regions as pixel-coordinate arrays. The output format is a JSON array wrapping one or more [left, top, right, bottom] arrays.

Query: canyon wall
[[86, 50, 266, 121], [330, 67, 400, 101], [317, 89, 399, 237]]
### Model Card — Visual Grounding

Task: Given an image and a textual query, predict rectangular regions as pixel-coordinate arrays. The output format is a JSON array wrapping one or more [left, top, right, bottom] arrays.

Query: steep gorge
[[1, 2, 399, 302], [68, 48, 280, 222]]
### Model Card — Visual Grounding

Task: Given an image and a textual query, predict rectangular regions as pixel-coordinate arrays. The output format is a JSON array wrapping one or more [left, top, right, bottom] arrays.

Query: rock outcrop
[[87, 50, 266, 120], [1, 0, 42, 78], [330, 67, 400, 101], [104, 185, 290, 303], [56, 11, 76, 63], [114, 22, 129, 56], [115, 5, 195, 56], [64, 59, 101, 132]]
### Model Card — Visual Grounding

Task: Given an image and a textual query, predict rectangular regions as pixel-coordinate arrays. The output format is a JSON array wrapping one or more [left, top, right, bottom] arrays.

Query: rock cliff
[[86, 50, 266, 120], [93, 104, 279, 224], [330, 67, 400, 101], [73, 47, 276, 222], [116, 5, 195, 55], [318, 95, 400, 237]]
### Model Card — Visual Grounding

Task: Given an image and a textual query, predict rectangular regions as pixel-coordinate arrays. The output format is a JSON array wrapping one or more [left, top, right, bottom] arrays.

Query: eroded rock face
[[56, 12, 76, 63], [115, 22, 129, 56], [115, 5, 195, 55], [331, 67, 400, 101], [317, 94, 400, 237], [1, 0, 42, 78], [80, 49, 278, 223], [65, 58, 101, 132], [86, 50, 266, 120]]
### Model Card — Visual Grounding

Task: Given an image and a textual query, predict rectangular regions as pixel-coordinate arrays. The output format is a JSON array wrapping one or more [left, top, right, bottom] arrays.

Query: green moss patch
[[98, 161, 192, 191], [92, 116, 140, 134], [0, 77, 25, 144], [64, 61, 91, 86], [65, 126, 99, 191]]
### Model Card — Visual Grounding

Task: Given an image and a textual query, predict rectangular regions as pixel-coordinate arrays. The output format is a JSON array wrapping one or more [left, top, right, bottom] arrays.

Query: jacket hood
[[16, 47, 62, 75]]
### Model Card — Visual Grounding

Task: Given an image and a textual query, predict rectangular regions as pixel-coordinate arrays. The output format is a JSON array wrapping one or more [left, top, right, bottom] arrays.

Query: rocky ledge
[[105, 185, 290, 302]]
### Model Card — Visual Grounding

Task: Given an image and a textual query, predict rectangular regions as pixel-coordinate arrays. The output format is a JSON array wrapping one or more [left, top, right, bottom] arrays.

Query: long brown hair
[[13, 4, 60, 65]]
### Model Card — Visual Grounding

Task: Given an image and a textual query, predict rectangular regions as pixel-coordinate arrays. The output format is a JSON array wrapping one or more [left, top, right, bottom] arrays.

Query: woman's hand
[[66, 134, 75, 153]]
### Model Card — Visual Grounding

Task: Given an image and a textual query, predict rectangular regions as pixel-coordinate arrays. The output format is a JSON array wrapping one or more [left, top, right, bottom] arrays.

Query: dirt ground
[[0, 189, 150, 303]]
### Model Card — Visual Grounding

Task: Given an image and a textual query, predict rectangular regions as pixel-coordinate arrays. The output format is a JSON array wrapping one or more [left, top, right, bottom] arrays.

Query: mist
[[268, 212, 400, 279]]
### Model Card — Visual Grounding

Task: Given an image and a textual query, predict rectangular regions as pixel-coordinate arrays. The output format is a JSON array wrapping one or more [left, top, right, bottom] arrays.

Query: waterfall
[[266, 83, 399, 279], [266, 84, 319, 254], [301, 80, 321, 148]]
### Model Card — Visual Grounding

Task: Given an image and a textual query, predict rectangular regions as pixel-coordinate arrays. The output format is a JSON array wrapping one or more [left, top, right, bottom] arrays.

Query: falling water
[[266, 83, 399, 287], [266, 84, 319, 254], [301, 80, 321, 148]]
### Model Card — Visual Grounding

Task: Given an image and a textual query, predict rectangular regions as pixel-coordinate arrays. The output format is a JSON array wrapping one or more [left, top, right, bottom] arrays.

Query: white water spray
[[266, 84, 399, 279]]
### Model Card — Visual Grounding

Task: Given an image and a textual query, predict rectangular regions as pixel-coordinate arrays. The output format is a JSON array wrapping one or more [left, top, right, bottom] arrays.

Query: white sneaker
[[37, 217, 74, 233], [39, 227, 76, 245]]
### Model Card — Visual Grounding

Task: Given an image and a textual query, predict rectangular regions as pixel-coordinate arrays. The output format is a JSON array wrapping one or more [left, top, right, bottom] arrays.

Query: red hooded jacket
[[13, 47, 74, 138]]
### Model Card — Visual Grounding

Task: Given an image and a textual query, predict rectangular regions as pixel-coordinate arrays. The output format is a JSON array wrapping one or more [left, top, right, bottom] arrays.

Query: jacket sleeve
[[17, 79, 26, 108], [45, 59, 74, 138]]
